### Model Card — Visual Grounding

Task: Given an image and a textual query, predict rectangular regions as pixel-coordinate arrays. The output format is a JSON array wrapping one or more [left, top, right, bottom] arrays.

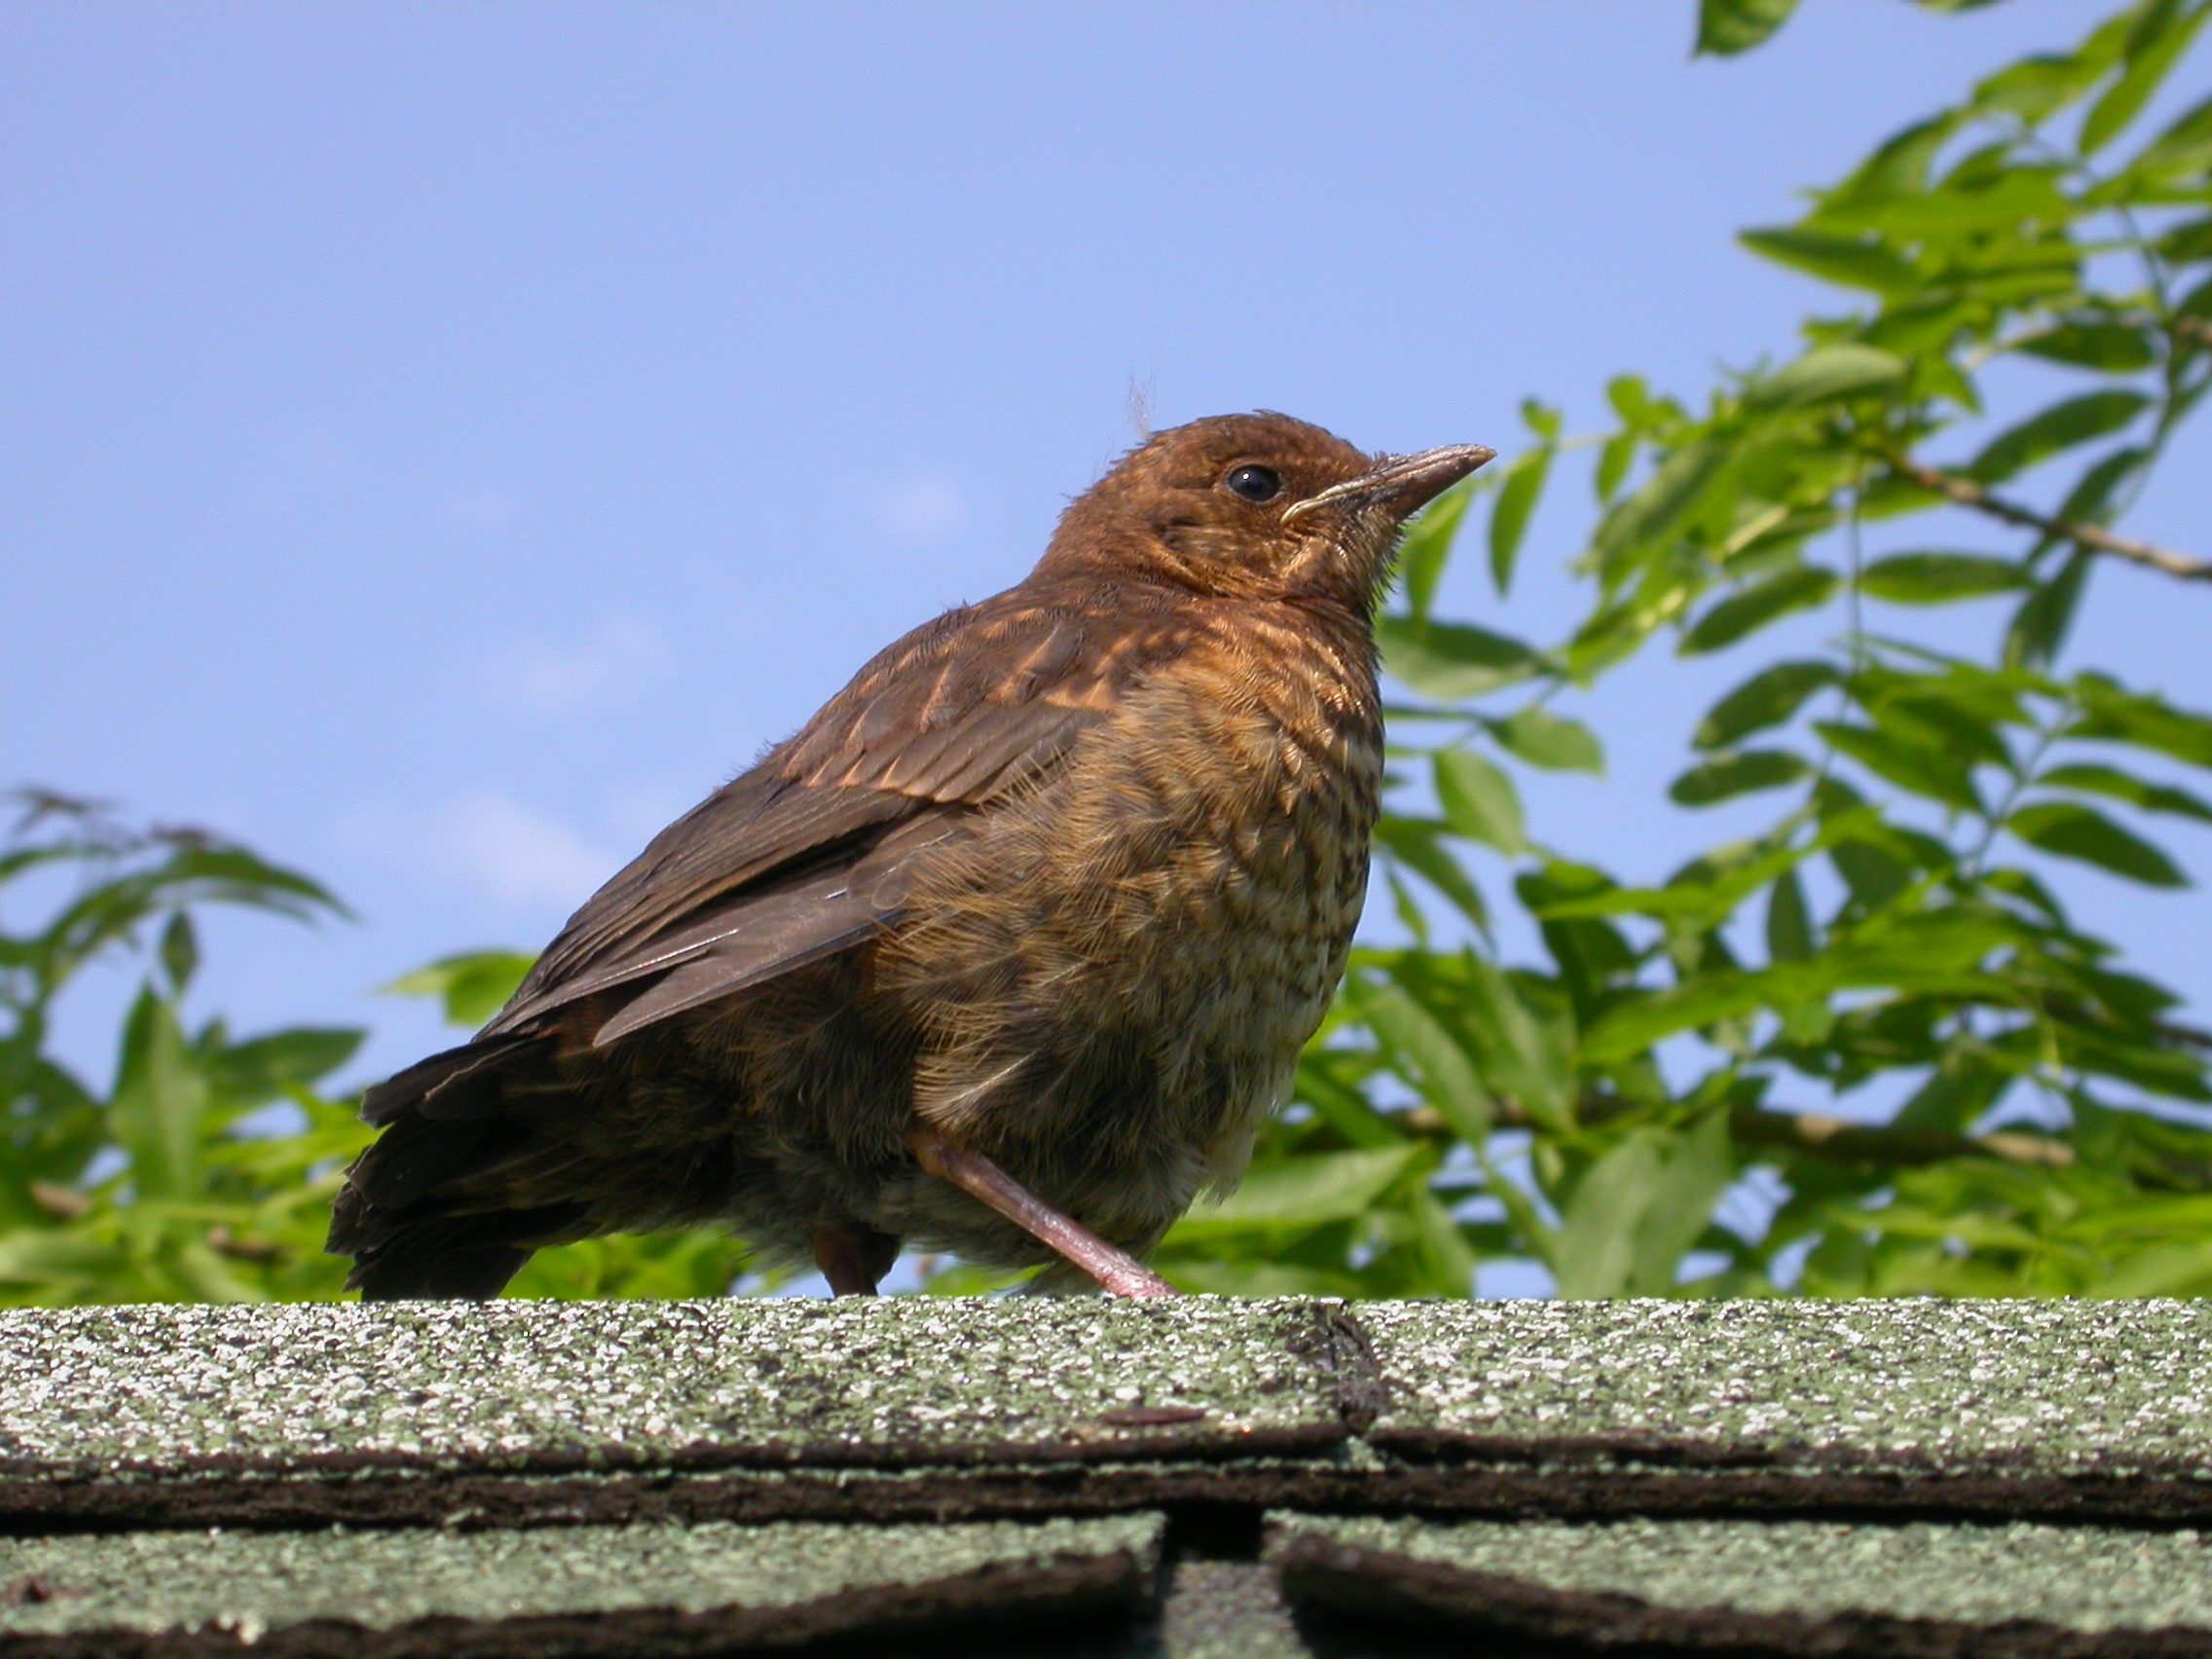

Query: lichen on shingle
[[1273, 1511, 2212, 1635], [0, 1297, 1343, 1475], [0, 1513, 1162, 1639], [1360, 1300, 2212, 1474]]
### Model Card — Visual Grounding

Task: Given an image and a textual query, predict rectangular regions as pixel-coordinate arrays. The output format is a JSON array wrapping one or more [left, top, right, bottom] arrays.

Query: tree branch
[[1399, 1100, 2073, 1168], [1882, 454, 2212, 584], [1726, 1104, 2073, 1169]]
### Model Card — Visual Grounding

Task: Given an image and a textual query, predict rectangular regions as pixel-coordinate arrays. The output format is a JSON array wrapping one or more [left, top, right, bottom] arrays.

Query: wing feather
[[477, 588, 1191, 1047]]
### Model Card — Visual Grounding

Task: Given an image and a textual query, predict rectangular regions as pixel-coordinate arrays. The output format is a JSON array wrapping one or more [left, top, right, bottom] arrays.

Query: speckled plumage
[[328, 413, 1489, 1297]]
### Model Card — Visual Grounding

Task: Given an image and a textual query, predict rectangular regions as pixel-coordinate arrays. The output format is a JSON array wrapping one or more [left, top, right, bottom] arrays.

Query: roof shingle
[[7, 1296, 2212, 1655]]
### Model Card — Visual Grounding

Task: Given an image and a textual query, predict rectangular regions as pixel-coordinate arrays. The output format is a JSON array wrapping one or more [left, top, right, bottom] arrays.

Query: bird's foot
[[812, 1222, 901, 1296], [905, 1127, 1177, 1299]]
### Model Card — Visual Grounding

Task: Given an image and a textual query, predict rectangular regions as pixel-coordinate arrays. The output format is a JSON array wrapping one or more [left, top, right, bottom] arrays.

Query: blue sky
[[5, 1, 2205, 1096]]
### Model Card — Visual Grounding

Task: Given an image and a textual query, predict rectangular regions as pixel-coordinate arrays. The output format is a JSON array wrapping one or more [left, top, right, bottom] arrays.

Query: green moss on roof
[[0, 1513, 1161, 1641], [1361, 1300, 2212, 1473], [1156, 1561, 1309, 1659], [1272, 1511, 2212, 1636], [0, 1298, 1342, 1475], [15, 1299, 2212, 1537]]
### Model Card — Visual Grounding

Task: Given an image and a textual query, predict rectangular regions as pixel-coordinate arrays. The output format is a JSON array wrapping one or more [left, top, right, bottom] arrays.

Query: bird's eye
[[1224, 464, 1282, 503]]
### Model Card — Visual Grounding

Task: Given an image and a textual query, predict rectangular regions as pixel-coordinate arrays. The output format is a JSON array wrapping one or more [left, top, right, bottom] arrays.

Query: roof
[[4, 1297, 2212, 1654]]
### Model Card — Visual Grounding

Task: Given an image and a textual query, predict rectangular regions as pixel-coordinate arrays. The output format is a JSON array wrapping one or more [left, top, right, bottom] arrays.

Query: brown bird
[[328, 413, 1491, 1300]]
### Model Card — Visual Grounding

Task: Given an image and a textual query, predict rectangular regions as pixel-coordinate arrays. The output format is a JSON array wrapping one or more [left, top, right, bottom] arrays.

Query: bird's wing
[[477, 586, 1185, 1046]]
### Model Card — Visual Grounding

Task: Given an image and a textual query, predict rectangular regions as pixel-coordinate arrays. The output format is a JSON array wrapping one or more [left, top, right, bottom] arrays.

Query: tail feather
[[330, 1032, 576, 1300], [340, 1200, 590, 1301], [350, 1112, 528, 1213], [360, 1035, 533, 1125]]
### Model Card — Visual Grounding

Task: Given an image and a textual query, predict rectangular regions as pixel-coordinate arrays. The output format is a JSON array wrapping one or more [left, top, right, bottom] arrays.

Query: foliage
[[7, 1, 2209, 1306], [1157, 0, 2212, 1300], [0, 793, 368, 1302], [0, 796, 749, 1304]]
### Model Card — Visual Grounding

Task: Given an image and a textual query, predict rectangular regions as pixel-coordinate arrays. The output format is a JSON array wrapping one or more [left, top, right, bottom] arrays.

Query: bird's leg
[[812, 1223, 901, 1297], [905, 1126, 1177, 1299]]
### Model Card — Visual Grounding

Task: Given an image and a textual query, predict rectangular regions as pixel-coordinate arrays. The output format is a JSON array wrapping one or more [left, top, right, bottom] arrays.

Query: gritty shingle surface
[[1360, 1300, 2212, 1473], [1272, 1512, 2212, 1635], [0, 1299, 1338, 1475], [1156, 1561, 1309, 1659], [0, 1513, 1162, 1639]]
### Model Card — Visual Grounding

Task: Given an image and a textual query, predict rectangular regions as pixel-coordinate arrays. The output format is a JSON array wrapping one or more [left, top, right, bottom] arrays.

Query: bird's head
[[1038, 412, 1493, 611]]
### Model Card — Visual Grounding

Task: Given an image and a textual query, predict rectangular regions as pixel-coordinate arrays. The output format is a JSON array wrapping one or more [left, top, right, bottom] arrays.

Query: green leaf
[[1491, 707, 1604, 774], [2096, 1241, 2212, 1298], [2006, 547, 2092, 670], [1166, 1144, 1426, 1239], [1766, 866, 1817, 963], [1405, 1187, 1480, 1299], [384, 949, 537, 1028], [108, 990, 207, 1202], [1456, 954, 1576, 1130], [2037, 763, 2212, 823], [1353, 977, 1493, 1145], [1585, 906, 2019, 1064], [204, 1027, 364, 1104], [1680, 567, 1840, 655], [1374, 817, 1491, 930], [1554, 1132, 1666, 1298], [2127, 90, 2212, 186], [1965, 391, 2151, 485], [1744, 345, 1906, 412], [2081, 0, 2209, 155], [156, 844, 352, 923], [0, 1229, 129, 1294], [2008, 801, 2188, 886], [1695, 660, 1839, 750], [1831, 836, 1913, 911], [1435, 749, 1527, 855], [159, 911, 199, 994], [1378, 616, 1540, 700], [1670, 750, 1811, 806], [1696, 0, 1797, 56], [1396, 481, 1474, 624], [1817, 720, 1983, 813], [1596, 438, 1731, 571], [1739, 228, 1920, 297], [1860, 552, 2033, 604], [2157, 215, 2212, 265], [2015, 321, 2158, 371], [2070, 681, 2212, 766], [1972, 10, 2131, 124], [1596, 430, 1640, 504], [2054, 445, 2152, 533], [1828, 113, 1959, 204], [1628, 1111, 1738, 1296], [1489, 446, 1552, 597]]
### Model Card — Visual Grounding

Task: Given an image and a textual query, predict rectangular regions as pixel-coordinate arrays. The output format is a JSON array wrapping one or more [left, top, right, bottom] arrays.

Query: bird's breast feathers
[[886, 604, 1381, 1073]]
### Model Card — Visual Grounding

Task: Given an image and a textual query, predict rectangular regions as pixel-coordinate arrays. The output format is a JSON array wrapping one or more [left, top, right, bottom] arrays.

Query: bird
[[327, 413, 1492, 1300]]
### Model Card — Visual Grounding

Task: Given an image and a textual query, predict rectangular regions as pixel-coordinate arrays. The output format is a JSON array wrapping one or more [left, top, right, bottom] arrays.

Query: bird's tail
[[327, 1036, 586, 1300]]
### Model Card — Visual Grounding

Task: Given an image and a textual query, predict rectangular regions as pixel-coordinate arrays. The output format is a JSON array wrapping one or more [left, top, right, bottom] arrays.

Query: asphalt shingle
[[1271, 1512, 2212, 1657], [1358, 1299, 2212, 1519], [12, 1298, 2212, 1655], [0, 1514, 1161, 1657]]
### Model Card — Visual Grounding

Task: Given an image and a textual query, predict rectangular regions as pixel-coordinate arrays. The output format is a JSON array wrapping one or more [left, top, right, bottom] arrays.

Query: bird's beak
[[1280, 444, 1496, 529]]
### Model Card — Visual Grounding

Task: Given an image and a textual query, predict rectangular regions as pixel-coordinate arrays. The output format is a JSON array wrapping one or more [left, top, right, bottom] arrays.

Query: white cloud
[[499, 617, 672, 716], [437, 792, 613, 904], [341, 792, 618, 908], [876, 474, 968, 544]]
